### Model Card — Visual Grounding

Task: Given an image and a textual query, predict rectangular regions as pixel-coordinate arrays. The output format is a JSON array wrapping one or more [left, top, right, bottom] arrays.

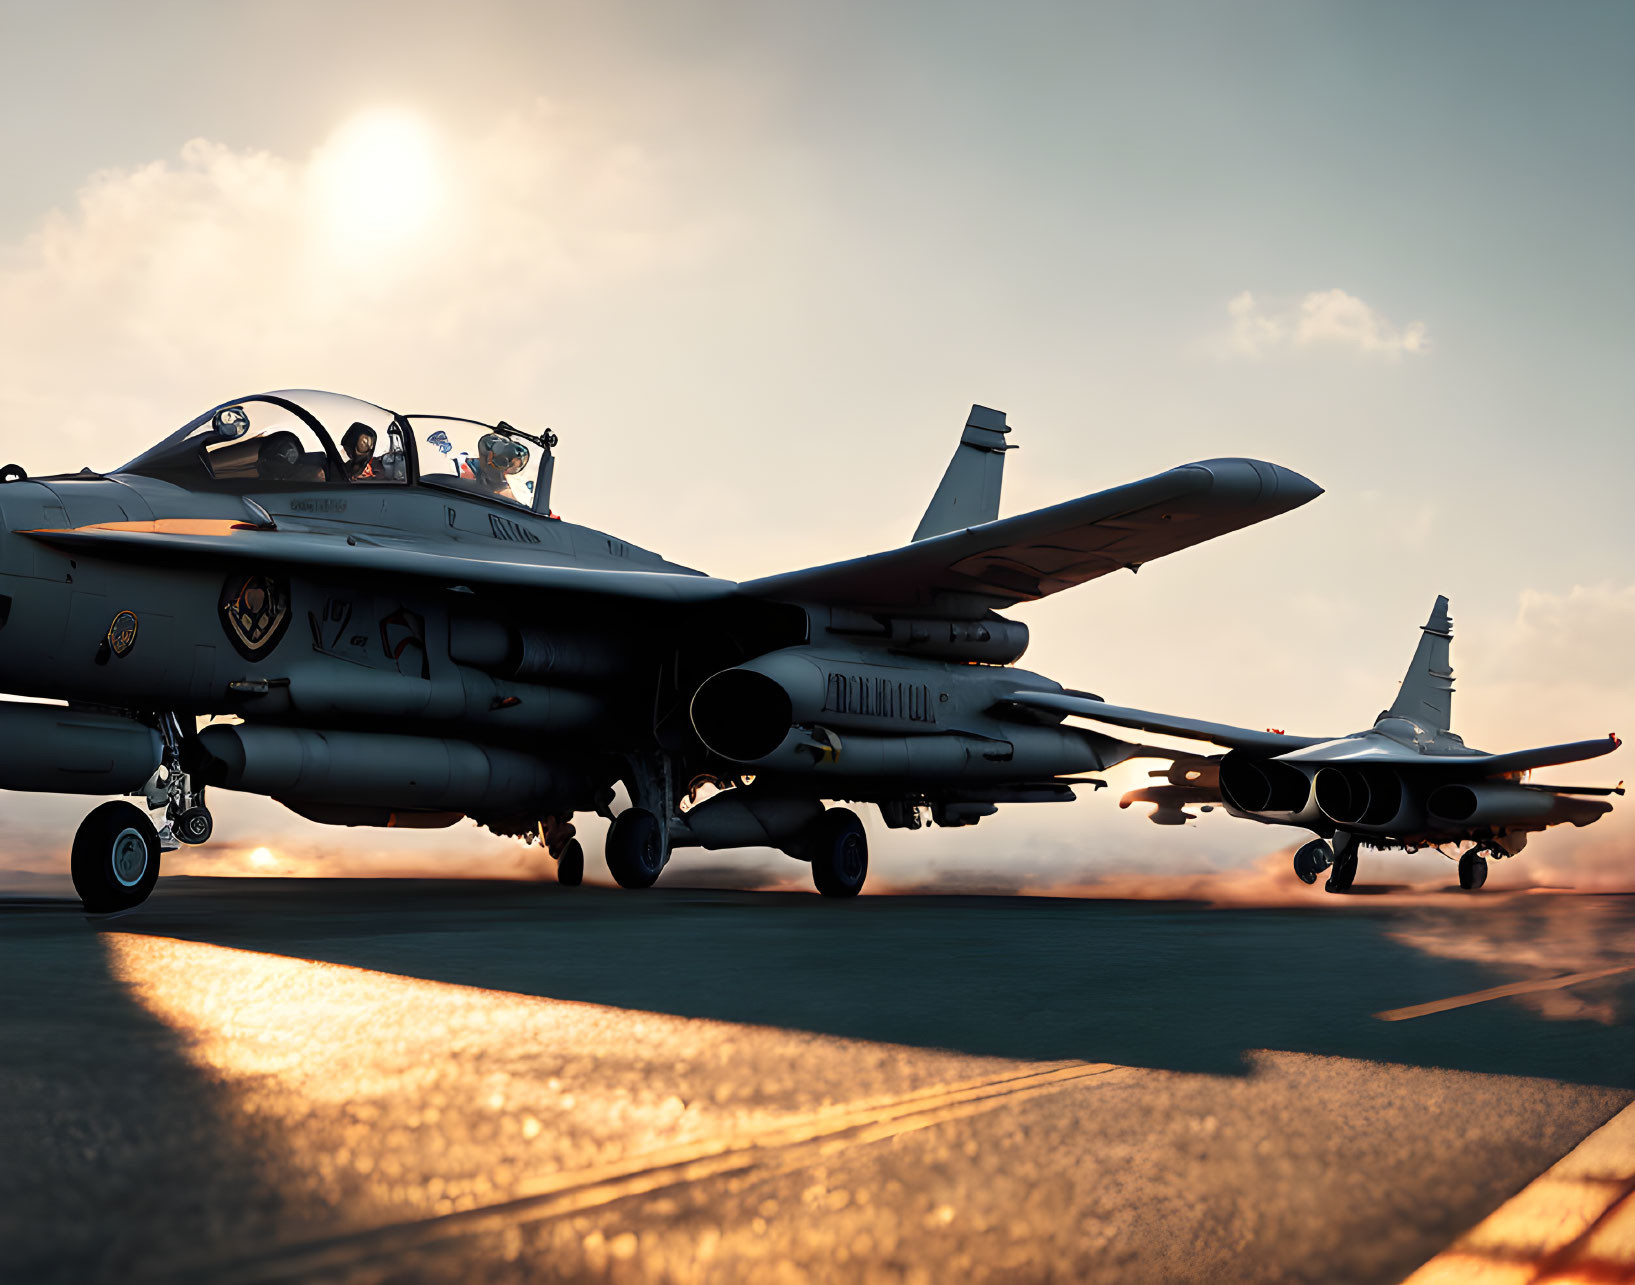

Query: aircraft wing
[[19, 521, 738, 605], [1004, 690, 1328, 754], [741, 458, 1322, 611], [1467, 736, 1621, 776]]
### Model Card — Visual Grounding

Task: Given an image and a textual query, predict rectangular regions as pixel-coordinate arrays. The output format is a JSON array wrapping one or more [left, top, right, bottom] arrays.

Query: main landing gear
[[801, 807, 868, 898], [1458, 848, 1489, 891], [1326, 833, 1359, 893], [1291, 832, 1359, 893], [599, 755, 870, 897], [537, 815, 583, 886], [605, 808, 668, 889], [601, 800, 871, 897], [1293, 839, 1331, 885]]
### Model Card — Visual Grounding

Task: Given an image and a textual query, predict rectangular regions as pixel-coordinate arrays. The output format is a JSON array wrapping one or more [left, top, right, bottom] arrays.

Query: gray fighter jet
[[1015, 597, 1622, 891], [0, 391, 1323, 911]]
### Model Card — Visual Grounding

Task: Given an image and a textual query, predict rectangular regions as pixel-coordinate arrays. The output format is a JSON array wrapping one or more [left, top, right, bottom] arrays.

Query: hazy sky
[[1, 1, 1630, 891]]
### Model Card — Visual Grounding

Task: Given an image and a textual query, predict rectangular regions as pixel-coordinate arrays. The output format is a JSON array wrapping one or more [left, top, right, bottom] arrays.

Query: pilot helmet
[[479, 432, 530, 476], [258, 431, 303, 480], [341, 422, 378, 460]]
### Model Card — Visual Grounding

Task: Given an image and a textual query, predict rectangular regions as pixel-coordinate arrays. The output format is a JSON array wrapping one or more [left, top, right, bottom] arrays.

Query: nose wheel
[[72, 801, 161, 914]]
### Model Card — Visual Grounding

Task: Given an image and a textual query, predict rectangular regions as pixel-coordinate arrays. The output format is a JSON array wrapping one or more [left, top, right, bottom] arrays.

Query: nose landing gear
[[72, 713, 209, 914], [72, 801, 161, 914]]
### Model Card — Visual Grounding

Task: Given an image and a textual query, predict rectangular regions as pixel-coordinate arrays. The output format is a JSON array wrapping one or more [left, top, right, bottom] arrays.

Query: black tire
[[557, 838, 584, 887], [1325, 851, 1358, 894], [175, 806, 213, 845], [808, 808, 868, 898], [1458, 850, 1488, 891], [605, 808, 666, 889], [71, 801, 161, 913], [1293, 839, 1330, 886]]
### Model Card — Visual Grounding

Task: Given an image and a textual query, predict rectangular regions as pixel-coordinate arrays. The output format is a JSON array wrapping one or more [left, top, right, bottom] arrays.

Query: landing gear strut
[[1458, 848, 1489, 891], [1325, 832, 1359, 894], [151, 713, 211, 850]]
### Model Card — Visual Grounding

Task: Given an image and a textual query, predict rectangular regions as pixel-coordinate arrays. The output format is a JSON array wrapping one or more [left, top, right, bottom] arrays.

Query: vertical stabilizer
[[912, 405, 1013, 541], [1386, 595, 1455, 732]]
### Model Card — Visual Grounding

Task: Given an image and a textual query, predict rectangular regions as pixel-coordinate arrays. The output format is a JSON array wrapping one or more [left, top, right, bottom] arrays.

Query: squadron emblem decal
[[106, 610, 139, 658], [219, 574, 291, 659]]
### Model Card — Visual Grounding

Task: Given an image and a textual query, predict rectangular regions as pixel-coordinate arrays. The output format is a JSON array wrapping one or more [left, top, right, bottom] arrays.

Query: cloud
[[1224, 288, 1428, 358], [0, 102, 726, 470]]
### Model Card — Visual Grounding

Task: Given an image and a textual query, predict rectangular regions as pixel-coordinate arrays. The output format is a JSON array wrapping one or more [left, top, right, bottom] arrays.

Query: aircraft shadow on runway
[[0, 911, 388, 1284], [92, 877, 1635, 1091]]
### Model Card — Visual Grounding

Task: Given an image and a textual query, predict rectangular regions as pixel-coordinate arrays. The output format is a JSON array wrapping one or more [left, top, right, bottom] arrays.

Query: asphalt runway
[[3, 875, 1634, 1283]]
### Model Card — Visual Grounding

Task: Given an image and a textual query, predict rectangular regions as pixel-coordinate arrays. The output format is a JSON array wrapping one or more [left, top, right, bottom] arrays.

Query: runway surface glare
[[2, 876, 1633, 1283]]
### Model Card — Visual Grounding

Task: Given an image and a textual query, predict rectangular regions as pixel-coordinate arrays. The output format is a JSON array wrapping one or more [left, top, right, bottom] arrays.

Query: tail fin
[[912, 405, 1014, 541], [1386, 595, 1455, 732]]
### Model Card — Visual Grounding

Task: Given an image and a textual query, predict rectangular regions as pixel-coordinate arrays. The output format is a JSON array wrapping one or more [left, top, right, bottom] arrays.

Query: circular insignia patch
[[219, 574, 291, 659], [107, 610, 139, 658]]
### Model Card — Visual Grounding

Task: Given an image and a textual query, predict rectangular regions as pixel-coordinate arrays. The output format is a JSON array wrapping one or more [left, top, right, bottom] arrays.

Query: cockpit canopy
[[118, 390, 553, 513]]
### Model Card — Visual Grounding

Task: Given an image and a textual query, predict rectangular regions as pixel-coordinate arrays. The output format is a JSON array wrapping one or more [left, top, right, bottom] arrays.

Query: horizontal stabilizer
[[912, 405, 1012, 542], [746, 457, 1322, 612], [1004, 691, 1328, 754]]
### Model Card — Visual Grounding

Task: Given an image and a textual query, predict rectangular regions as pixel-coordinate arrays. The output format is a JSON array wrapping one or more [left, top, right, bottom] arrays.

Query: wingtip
[[1183, 459, 1323, 509], [1273, 464, 1324, 506], [1425, 594, 1453, 634]]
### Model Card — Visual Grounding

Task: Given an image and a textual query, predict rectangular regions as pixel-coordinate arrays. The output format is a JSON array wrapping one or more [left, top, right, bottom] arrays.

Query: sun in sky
[[309, 109, 442, 254], [247, 847, 278, 871]]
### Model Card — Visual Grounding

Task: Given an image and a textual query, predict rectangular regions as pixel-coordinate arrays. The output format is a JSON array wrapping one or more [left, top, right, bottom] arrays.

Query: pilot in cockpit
[[458, 432, 530, 501], [257, 431, 308, 482], [256, 431, 329, 483], [340, 422, 380, 481]]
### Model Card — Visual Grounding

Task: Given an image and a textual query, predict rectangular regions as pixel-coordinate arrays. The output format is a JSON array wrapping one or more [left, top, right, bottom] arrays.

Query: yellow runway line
[[1374, 964, 1635, 1023], [1402, 1100, 1635, 1283]]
